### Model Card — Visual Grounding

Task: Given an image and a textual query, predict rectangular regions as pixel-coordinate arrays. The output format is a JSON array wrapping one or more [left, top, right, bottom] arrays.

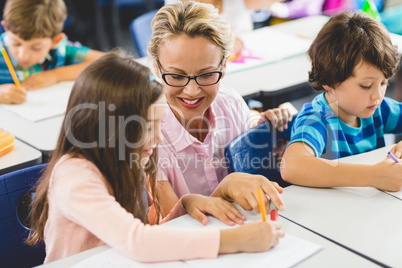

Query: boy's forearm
[[281, 155, 373, 188], [48, 50, 104, 82], [47, 62, 91, 82]]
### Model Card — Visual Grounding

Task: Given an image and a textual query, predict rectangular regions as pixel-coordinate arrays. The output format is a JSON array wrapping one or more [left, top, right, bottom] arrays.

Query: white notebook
[[73, 209, 322, 268], [0, 81, 74, 122]]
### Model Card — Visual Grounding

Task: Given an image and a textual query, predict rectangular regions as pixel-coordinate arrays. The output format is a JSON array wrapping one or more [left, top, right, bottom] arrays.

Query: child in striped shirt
[[0, 0, 103, 104], [281, 11, 402, 192]]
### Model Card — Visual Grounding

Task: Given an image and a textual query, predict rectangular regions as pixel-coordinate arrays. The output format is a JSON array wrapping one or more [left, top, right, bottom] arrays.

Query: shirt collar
[[161, 103, 217, 152]]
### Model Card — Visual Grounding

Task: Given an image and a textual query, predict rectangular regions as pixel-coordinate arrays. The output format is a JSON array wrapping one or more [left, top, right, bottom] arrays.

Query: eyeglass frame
[[155, 57, 225, 87]]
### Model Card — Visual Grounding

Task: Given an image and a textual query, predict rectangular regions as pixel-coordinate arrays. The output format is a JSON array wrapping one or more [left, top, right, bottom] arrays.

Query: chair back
[[129, 9, 158, 57], [0, 164, 48, 267], [225, 116, 297, 188]]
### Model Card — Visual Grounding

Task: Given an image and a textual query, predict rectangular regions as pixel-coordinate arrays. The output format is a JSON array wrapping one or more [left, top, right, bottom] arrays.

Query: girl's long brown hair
[[27, 50, 163, 244]]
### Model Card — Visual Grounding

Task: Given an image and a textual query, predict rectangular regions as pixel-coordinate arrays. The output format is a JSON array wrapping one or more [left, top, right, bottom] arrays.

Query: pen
[[257, 188, 267, 222], [270, 200, 278, 221], [388, 151, 400, 163], [1, 47, 21, 87]]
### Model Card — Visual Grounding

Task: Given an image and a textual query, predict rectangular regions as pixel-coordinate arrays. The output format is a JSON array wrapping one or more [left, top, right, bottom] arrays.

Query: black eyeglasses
[[156, 58, 224, 87]]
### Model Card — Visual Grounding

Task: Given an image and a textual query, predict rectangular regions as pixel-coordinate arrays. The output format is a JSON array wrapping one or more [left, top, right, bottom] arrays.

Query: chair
[[0, 164, 48, 267], [225, 116, 297, 188], [129, 9, 158, 57]]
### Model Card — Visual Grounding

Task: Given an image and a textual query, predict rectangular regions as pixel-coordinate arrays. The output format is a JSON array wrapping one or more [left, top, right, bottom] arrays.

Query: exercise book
[[1, 81, 74, 122]]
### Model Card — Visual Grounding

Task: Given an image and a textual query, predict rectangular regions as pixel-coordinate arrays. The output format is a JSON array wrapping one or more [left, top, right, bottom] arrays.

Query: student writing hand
[[219, 220, 285, 253], [181, 194, 246, 226], [389, 142, 402, 159], [212, 172, 285, 214], [257, 107, 292, 132], [22, 70, 59, 90], [371, 159, 402, 191], [0, 84, 27, 104]]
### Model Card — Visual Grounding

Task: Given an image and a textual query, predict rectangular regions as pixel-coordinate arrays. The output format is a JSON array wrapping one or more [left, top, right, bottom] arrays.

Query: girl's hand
[[212, 172, 285, 213], [257, 107, 292, 132], [181, 194, 246, 226], [22, 71, 59, 90], [219, 220, 285, 253], [0, 84, 27, 104]]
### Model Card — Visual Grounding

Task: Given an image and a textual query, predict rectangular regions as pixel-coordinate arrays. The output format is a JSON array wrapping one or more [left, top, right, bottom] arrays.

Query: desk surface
[[0, 107, 63, 155], [0, 139, 42, 175], [222, 15, 402, 98], [281, 144, 402, 268]]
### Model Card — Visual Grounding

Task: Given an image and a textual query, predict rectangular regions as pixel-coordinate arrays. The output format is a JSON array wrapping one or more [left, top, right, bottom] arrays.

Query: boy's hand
[[390, 142, 402, 159], [371, 159, 402, 191], [181, 194, 246, 226], [0, 84, 27, 104], [257, 107, 292, 132], [212, 172, 285, 213], [22, 71, 59, 90]]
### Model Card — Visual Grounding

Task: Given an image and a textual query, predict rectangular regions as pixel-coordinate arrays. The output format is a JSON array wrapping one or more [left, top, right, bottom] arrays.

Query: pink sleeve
[[52, 158, 220, 262]]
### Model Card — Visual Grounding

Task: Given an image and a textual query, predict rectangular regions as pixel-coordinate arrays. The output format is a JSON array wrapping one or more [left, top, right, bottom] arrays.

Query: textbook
[[0, 129, 15, 157]]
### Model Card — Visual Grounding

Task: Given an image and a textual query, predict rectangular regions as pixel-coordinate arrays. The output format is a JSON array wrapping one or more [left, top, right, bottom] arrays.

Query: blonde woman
[[149, 2, 292, 224]]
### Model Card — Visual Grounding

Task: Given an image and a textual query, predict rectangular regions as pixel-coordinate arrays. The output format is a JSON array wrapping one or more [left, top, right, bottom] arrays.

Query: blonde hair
[[148, 1, 234, 60], [3, 0, 67, 40]]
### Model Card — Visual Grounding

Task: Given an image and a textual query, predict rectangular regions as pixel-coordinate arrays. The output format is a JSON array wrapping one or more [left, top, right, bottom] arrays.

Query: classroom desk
[[222, 15, 402, 108], [0, 139, 42, 175], [280, 145, 402, 268], [40, 208, 378, 268], [0, 107, 63, 157]]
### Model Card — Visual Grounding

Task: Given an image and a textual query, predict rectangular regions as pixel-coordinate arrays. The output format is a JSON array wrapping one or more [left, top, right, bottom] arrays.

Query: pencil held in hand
[[1, 48, 21, 87], [257, 188, 267, 222]]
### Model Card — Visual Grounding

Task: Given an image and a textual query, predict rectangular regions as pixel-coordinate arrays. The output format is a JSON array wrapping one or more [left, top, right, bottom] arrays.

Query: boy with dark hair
[[281, 11, 402, 192]]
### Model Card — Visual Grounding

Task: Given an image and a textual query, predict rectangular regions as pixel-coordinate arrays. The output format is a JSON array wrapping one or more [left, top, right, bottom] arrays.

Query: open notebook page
[[173, 212, 322, 268], [0, 81, 74, 122], [72, 209, 321, 268]]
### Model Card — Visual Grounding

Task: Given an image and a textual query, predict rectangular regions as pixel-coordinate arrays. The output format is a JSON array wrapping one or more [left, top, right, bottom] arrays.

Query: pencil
[[1, 47, 21, 87], [257, 188, 267, 222]]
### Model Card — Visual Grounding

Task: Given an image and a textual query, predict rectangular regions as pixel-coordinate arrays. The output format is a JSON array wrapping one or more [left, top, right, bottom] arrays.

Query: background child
[[281, 11, 402, 192], [0, 0, 103, 104], [27, 50, 284, 263]]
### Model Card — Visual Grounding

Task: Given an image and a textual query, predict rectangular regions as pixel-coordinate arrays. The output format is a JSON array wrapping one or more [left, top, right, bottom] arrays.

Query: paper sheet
[[73, 211, 322, 268], [72, 249, 185, 268], [174, 215, 322, 268], [226, 27, 312, 74], [0, 81, 74, 122]]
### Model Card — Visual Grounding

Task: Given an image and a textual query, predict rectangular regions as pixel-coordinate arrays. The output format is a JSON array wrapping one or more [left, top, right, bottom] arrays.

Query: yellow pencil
[[257, 188, 267, 222], [1, 47, 21, 87]]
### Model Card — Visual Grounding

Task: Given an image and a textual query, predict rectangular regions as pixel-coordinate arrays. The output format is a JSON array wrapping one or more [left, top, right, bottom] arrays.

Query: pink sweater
[[44, 156, 220, 263]]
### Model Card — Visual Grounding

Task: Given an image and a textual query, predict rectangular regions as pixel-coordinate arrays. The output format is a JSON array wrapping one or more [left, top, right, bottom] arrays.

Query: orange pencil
[[257, 188, 267, 222], [1, 47, 21, 87]]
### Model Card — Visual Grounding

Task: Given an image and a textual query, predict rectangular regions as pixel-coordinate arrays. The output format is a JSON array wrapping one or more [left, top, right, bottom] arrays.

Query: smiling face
[[155, 35, 225, 126], [324, 60, 388, 127], [4, 31, 56, 68]]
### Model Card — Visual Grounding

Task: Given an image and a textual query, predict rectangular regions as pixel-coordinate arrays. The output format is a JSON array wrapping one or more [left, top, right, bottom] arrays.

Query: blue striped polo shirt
[[0, 32, 89, 84], [289, 93, 402, 159]]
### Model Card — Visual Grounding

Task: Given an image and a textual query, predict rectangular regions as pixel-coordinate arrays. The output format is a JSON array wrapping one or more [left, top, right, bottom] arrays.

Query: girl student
[[26, 50, 284, 263]]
